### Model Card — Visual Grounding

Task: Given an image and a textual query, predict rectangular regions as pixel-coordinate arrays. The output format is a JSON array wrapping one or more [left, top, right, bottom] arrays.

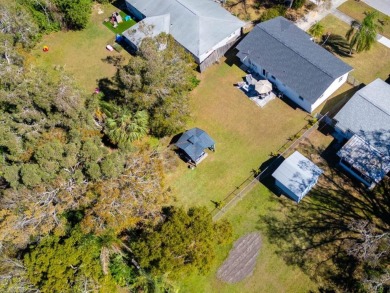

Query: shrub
[[292, 0, 306, 9], [258, 6, 286, 22]]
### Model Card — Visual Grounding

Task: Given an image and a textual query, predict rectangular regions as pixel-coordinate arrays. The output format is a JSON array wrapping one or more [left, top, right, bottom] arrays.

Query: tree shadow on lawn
[[260, 160, 390, 291]]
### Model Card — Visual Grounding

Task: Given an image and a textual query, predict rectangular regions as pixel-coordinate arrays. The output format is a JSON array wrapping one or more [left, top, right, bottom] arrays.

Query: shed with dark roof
[[236, 17, 353, 113], [175, 128, 215, 165]]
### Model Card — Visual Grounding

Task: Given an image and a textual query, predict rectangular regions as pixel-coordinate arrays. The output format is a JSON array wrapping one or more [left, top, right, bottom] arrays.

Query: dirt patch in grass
[[217, 232, 262, 283]]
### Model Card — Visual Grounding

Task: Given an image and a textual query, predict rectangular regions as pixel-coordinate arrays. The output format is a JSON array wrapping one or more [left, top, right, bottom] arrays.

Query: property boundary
[[211, 113, 328, 221]]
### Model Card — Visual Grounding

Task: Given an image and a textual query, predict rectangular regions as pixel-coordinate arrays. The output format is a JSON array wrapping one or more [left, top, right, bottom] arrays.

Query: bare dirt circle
[[216, 232, 262, 284]]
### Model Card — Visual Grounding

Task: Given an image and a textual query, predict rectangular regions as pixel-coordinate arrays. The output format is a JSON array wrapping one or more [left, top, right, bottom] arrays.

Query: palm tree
[[106, 110, 149, 147], [346, 11, 383, 54], [308, 22, 324, 42], [101, 102, 149, 148]]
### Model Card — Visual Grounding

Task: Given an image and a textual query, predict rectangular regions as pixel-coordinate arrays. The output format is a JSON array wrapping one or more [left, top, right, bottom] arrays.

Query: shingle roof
[[122, 15, 170, 48], [272, 151, 323, 198], [175, 128, 215, 162], [334, 78, 390, 156], [125, 0, 245, 58], [236, 17, 353, 103], [338, 135, 390, 183]]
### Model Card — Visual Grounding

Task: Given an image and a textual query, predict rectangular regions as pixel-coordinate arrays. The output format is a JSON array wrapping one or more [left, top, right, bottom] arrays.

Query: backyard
[[163, 55, 322, 292], [30, 3, 131, 93], [319, 15, 390, 84]]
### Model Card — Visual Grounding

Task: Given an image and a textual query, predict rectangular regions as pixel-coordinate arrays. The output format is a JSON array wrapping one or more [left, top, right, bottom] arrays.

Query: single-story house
[[334, 78, 390, 188], [124, 0, 245, 71], [272, 151, 323, 202], [236, 17, 353, 113], [175, 128, 215, 165]]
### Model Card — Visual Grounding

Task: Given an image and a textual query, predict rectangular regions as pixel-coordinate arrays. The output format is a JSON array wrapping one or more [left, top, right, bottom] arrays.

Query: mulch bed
[[216, 232, 262, 283]]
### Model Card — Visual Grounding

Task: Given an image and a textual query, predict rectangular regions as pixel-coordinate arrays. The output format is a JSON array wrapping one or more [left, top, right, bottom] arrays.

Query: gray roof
[[334, 78, 390, 156], [125, 0, 245, 58], [272, 151, 323, 199], [122, 15, 170, 48], [175, 128, 215, 162], [236, 17, 353, 103], [338, 135, 390, 183]]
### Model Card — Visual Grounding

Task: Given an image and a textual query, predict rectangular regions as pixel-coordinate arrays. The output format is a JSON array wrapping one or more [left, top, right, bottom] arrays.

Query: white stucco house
[[333, 78, 390, 189], [123, 0, 246, 71], [236, 17, 353, 113]]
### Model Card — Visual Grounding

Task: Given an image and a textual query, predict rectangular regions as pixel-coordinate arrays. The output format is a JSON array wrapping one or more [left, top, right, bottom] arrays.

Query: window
[[262, 69, 266, 76], [299, 96, 304, 101]]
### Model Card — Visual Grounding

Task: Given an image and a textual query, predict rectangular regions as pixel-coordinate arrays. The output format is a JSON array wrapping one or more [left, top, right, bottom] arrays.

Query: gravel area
[[216, 232, 262, 283]]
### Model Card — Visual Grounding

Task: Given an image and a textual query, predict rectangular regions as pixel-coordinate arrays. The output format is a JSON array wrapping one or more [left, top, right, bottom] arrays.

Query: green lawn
[[30, 3, 130, 93], [319, 15, 390, 84], [338, 0, 390, 39], [103, 11, 137, 34], [164, 57, 318, 292]]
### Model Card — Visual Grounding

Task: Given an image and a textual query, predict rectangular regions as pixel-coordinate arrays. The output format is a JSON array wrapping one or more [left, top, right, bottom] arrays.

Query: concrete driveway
[[363, 0, 390, 16]]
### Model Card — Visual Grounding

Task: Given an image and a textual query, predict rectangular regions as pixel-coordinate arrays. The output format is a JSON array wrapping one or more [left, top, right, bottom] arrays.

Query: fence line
[[211, 113, 328, 221]]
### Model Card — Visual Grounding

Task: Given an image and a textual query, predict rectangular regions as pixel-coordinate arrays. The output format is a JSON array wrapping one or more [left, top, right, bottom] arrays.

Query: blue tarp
[[175, 128, 215, 162]]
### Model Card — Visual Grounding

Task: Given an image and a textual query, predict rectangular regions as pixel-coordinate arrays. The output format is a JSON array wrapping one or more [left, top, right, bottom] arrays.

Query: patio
[[236, 73, 276, 108]]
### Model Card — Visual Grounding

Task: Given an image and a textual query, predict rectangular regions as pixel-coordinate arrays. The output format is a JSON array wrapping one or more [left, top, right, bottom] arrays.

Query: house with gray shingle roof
[[334, 78, 390, 189], [236, 17, 353, 113], [124, 0, 245, 71]]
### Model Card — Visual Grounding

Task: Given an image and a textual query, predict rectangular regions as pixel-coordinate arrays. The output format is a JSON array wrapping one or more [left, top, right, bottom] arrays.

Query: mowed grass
[[338, 0, 390, 39], [166, 57, 309, 209], [179, 186, 317, 293], [30, 4, 130, 93], [165, 58, 318, 292], [319, 15, 390, 84]]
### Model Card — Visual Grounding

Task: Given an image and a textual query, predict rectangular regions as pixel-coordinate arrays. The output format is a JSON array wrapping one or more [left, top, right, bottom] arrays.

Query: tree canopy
[[114, 35, 198, 137], [131, 206, 232, 277], [346, 11, 383, 53]]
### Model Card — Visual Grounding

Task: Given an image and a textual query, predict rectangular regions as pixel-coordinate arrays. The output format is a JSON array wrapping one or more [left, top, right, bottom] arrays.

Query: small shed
[[175, 128, 215, 165], [272, 151, 322, 202]]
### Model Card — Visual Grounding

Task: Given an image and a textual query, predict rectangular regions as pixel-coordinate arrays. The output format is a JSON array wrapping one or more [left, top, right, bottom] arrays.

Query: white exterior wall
[[239, 56, 351, 113], [198, 28, 241, 63], [310, 72, 350, 112], [275, 180, 301, 202]]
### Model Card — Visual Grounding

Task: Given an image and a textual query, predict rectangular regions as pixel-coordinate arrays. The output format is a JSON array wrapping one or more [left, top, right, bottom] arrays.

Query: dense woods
[[0, 2, 226, 292]]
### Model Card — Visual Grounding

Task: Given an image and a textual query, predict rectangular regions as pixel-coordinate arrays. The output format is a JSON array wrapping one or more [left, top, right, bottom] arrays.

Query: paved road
[[363, 0, 390, 16]]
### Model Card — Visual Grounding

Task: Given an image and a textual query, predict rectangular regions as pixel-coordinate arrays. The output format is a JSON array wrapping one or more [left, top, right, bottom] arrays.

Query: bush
[[258, 6, 286, 22], [54, 0, 92, 30], [292, 0, 306, 9]]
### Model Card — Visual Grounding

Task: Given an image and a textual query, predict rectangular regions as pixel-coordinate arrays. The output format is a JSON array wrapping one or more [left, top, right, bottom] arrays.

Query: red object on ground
[[43, 46, 49, 52]]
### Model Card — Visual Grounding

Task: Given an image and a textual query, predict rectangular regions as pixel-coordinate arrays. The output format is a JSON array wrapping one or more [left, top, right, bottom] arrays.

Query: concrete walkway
[[296, 0, 390, 49], [295, 0, 348, 31], [332, 9, 390, 48]]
